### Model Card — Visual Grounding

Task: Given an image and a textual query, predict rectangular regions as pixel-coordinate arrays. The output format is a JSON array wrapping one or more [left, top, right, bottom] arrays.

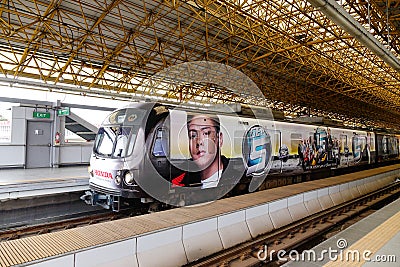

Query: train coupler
[[80, 191, 120, 212]]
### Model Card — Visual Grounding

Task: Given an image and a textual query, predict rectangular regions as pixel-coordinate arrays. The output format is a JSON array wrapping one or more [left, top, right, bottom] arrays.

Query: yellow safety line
[[324, 211, 400, 267]]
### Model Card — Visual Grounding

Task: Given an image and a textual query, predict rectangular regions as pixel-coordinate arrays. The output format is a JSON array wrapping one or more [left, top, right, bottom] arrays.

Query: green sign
[[33, 111, 50, 119], [57, 107, 70, 116]]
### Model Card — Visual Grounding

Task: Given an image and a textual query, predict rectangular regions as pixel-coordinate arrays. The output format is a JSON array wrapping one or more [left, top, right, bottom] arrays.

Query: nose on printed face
[[197, 137, 217, 152]]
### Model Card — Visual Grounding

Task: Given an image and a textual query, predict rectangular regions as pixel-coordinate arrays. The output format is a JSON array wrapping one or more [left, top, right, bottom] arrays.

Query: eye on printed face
[[188, 116, 218, 170]]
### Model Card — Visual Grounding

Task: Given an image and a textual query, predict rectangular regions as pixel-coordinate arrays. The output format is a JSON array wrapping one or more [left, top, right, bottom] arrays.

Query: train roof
[[118, 101, 400, 134]]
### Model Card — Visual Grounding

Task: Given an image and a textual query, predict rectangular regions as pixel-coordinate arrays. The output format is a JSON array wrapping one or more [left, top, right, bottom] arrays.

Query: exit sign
[[57, 107, 70, 116], [33, 111, 50, 119]]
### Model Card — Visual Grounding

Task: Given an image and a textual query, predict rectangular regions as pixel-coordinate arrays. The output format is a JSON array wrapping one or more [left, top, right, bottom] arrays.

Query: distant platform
[[0, 166, 89, 200]]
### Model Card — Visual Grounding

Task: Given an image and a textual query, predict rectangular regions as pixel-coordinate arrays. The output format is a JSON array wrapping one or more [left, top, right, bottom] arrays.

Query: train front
[[81, 103, 150, 211]]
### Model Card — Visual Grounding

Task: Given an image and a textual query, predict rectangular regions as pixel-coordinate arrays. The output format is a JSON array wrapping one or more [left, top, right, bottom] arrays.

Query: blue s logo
[[243, 125, 271, 176]]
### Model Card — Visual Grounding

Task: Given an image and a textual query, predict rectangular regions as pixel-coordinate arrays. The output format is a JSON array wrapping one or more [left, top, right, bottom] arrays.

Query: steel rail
[[187, 180, 400, 267]]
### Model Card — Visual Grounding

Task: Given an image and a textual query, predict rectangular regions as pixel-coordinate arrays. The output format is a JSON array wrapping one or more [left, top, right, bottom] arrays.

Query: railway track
[[0, 207, 145, 242], [187, 179, 400, 267], [1, 165, 398, 244], [0, 165, 398, 267]]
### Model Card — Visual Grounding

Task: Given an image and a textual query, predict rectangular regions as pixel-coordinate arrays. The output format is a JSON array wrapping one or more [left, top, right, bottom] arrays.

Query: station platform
[[0, 164, 398, 267], [284, 197, 400, 266], [0, 166, 89, 200]]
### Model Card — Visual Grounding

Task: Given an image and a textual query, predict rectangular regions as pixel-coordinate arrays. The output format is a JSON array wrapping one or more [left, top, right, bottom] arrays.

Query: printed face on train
[[187, 115, 223, 171]]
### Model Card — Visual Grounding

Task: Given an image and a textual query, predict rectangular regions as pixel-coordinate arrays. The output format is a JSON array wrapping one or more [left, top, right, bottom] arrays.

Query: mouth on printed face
[[197, 150, 206, 157]]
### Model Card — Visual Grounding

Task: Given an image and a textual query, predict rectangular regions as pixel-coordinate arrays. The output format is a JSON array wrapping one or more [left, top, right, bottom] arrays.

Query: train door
[[376, 134, 389, 162], [305, 132, 314, 168], [150, 126, 170, 180], [26, 121, 52, 168], [314, 128, 327, 165], [340, 134, 349, 166], [388, 136, 399, 158], [291, 133, 302, 167], [352, 135, 365, 164], [270, 130, 283, 173], [367, 133, 373, 163], [382, 136, 388, 155], [315, 129, 327, 149]]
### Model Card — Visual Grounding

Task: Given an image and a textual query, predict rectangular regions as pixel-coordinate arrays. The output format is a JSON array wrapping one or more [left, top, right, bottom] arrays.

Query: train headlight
[[124, 171, 134, 185], [115, 175, 122, 185]]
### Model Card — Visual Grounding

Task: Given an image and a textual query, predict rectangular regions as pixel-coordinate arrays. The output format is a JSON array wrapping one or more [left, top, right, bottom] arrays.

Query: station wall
[[0, 106, 93, 168]]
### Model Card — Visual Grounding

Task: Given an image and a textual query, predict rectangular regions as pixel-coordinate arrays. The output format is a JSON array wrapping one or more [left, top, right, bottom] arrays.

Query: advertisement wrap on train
[[81, 102, 400, 211]]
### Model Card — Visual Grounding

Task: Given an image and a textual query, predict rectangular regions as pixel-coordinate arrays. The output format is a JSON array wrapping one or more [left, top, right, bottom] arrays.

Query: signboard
[[33, 111, 50, 119], [57, 107, 70, 116]]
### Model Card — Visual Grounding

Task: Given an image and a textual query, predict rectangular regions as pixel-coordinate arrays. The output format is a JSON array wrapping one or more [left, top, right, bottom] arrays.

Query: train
[[81, 102, 400, 211]]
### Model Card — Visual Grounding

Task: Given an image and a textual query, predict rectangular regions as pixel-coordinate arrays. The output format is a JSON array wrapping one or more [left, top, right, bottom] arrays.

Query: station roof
[[0, 0, 400, 131]]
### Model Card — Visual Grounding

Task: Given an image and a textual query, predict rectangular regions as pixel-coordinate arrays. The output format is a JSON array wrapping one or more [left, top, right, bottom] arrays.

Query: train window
[[273, 132, 280, 155], [290, 133, 302, 154], [388, 137, 398, 155], [153, 128, 167, 157], [94, 127, 115, 156], [370, 137, 375, 151], [393, 138, 398, 155], [314, 128, 327, 150], [315, 133, 320, 147], [126, 125, 138, 157], [340, 134, 347, 153], [352, 136, 364, 161], [382, 137, 388, 154], [234, 131, 245, 154], [113, 127, 132, 157], [94, 126, 136, 158]]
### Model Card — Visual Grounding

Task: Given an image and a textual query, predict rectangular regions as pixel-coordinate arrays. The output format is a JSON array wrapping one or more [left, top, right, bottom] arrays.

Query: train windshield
[[94, 126, 137, 158]]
